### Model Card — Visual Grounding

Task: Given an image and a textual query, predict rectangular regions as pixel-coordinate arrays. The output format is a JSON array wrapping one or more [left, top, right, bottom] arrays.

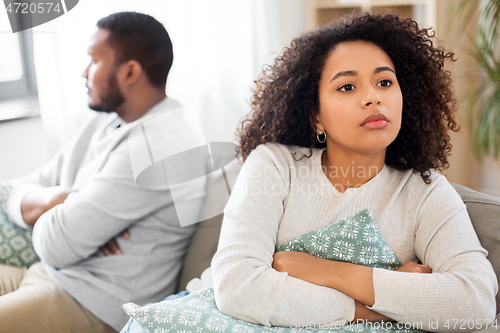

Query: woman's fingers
[[396, 261, 432, 273]]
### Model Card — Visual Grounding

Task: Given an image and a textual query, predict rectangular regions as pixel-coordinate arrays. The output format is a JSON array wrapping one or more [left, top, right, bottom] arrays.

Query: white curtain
[[32, 0, 308, 154]]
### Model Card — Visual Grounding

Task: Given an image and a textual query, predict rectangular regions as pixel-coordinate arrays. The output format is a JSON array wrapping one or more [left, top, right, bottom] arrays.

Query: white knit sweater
[[212, 143, 497, 332]]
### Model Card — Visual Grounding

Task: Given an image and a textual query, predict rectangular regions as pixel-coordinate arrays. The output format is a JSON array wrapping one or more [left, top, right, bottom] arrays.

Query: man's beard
[[89, 70, 125, 113]]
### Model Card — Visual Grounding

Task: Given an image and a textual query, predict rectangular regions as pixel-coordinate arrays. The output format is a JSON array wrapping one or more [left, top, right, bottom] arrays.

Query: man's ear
[[121, 60, 143, 86]]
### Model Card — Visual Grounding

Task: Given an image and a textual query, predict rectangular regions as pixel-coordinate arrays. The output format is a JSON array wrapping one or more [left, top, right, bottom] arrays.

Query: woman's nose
[[361, 86, 382, 107]]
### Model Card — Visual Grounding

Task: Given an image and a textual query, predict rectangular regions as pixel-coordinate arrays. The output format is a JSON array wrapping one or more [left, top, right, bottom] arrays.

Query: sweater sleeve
[[368, 177, 498, 332], [6, 115, 99, 229], [212, 144, 355, 328], [6, 145, 70, 229], [31, 142, 174, 268]]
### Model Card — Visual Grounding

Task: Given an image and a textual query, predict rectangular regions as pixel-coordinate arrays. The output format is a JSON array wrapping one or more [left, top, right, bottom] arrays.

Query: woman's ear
[[314, 114, 324, 133]]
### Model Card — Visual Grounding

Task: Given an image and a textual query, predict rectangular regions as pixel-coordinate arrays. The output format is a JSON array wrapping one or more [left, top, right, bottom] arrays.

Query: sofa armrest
[[452, 183, 500, 315]]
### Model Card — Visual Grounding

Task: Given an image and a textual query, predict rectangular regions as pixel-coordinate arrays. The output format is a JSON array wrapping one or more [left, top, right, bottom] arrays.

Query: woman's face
[[316, 41, 403, 157]]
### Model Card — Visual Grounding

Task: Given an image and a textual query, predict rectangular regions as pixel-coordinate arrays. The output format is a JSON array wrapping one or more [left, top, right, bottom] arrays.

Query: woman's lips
[[362, 119, 388, 129], [361, 113, 388, 129]]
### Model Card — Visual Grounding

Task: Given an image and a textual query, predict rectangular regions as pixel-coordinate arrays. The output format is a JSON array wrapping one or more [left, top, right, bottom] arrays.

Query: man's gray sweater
[[7, 98, 204, 330]]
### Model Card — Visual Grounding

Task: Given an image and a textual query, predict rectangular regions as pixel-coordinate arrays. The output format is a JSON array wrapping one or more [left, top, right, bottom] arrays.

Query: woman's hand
[[396, 261, 432, 274], [353, 301, 393, 323]]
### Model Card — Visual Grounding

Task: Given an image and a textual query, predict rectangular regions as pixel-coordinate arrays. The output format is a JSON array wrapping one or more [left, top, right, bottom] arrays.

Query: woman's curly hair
[[237, 12, 459, 183]]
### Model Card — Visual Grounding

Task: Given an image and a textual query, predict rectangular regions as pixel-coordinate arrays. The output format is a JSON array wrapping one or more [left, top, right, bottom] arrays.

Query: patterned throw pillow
[[276, 209, 401, 270], [0, 182, 40, 267], [122, 209, 425, 333]]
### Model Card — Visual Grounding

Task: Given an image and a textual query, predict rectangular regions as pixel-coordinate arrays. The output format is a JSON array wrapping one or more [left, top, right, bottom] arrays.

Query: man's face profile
[[82, 28, 125, 112]]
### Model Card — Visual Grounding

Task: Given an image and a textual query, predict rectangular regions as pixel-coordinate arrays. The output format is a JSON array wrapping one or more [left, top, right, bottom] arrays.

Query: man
[[0, 12, 203, 332]]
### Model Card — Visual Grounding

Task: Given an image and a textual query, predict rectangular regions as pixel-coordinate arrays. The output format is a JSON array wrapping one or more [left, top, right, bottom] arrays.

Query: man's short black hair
[[97, 12, 173, 88]]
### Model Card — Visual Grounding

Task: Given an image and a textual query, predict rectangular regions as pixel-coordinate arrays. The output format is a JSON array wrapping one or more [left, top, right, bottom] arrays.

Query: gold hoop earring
[[317, 130, 326, 143]]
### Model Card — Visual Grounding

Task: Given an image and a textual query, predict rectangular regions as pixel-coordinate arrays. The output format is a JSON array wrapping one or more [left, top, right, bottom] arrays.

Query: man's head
[[82, 12, 173, 120]]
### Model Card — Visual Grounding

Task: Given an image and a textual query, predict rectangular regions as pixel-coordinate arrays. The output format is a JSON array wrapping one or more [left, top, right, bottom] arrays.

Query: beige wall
[[435, 0, 480, 189]]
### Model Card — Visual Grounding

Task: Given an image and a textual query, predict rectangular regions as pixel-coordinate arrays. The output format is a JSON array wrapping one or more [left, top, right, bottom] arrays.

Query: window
[[0, 27, 23, 83], [0, 9, 39, 120]]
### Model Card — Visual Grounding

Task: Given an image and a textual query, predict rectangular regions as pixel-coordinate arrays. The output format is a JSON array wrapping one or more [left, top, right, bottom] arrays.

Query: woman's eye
[[338, 84, 355, 92], [377, 80, 392, 87]]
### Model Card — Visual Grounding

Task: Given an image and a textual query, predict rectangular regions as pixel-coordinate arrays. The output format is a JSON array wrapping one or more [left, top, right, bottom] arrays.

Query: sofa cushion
[[452, 183, 500, 314], [177, 159, 242, 291], [177, 214, 223, 291]]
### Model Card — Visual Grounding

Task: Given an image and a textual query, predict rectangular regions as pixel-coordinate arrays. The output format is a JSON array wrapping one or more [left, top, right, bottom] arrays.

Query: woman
[[212, 13, 497, 331]]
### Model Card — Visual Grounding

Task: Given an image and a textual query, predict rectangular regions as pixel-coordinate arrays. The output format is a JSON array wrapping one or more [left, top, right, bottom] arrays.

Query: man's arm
[[31, 145, 174, 268], [7, 150, 69, 229], [20, 184, 127, 256], [7, 115, 103, 229], [20, 186, 73, 227]]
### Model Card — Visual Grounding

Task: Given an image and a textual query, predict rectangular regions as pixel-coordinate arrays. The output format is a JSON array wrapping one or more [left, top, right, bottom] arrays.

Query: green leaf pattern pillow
[[123, 209, 425, 333], [276, 209, 401, 270], [0, 182, 40, 267]]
